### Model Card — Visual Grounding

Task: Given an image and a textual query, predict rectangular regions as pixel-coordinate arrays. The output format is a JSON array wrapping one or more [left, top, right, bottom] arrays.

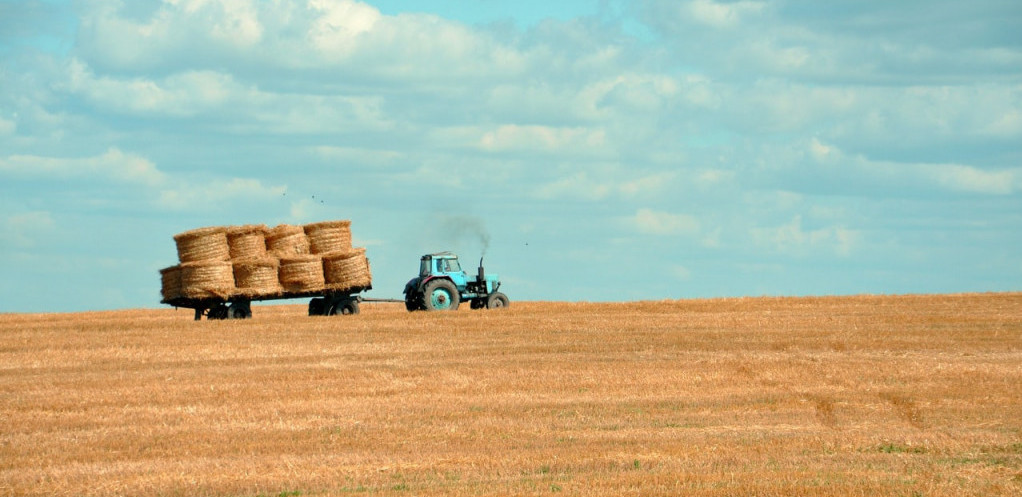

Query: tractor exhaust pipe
[[477, 257, 485, 284]]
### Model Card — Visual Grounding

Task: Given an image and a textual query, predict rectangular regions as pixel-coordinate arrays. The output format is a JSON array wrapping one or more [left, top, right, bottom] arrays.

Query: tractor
[[404, 252, 509, 311]]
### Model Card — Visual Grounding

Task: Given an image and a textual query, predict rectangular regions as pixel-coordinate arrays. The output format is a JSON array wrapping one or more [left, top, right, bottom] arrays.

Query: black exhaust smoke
[[439, 215, 491, 257]]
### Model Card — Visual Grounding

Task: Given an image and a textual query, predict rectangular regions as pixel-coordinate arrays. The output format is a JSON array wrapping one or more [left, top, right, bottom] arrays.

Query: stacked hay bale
[[227, 224, 268, 259], [162, 226, 235, 301], [175, 226, 230, 263], [323, 248, 372, 292], [266, 224, 310, 257], [305, 220, 352, 254], [160, 219, 371, 303], [233, 257, 282, 297], [159, 265, 183, 302], [227, 224, 282, 297]]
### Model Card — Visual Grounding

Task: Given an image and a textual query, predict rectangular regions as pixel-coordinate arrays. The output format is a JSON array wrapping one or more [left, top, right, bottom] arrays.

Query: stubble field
[[1, 293, 1020, 496]]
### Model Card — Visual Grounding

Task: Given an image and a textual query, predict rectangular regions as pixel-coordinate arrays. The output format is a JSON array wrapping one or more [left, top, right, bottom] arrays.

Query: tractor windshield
[[444, 258, 462, 273]]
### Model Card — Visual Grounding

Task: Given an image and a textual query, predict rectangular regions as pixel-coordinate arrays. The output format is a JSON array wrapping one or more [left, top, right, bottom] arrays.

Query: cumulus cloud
[[687, 0, 766, 28], [805, 138, 1021, 196], [479, 125, 606, 153], [65, 59, 241, 116], [752, 215, 858, 257], [0, 148, 166, 186], [3, 211, 55, 249], [630, 208, 701, 236], [0, 115, 15, 135], [158, 177, 288, 211]]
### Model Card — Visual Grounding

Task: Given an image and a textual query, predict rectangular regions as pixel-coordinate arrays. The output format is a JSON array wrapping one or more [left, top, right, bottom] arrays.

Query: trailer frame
[[162, 286, 378, 320]]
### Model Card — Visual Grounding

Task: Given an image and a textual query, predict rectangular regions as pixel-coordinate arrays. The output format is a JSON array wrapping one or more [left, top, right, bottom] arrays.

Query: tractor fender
[[416, 275, 450, 292]]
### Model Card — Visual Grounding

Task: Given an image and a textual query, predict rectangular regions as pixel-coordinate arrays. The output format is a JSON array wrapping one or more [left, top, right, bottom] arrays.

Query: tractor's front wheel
[[423, 279, 460, 311], [486, 292, 509, 309]]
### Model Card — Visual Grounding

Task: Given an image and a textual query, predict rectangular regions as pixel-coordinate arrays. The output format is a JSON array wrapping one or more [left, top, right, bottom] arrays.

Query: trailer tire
[[329, 299, 360, 316], [228, 301, 252, 319], [309, 298, 327, 316], [208, 304, 229, 320]]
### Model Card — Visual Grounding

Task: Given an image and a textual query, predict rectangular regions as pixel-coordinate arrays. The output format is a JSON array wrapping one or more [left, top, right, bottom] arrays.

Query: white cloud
[[687, 0, 766, 29], [620, 172, 677, 197], [752, 215, 858, 257], [157, 177, 287, 211], [0, 148, 166, 186], [670, 264, 692, 280], [808, 138, 1021, 196], [534, 172, 613, 201], [312, 146, 402, 166], [66, 59, 243, 116], [3, 211, 55, 249], [0, 115, 15, 135], [479, 125, 606, 153], [630, 208, 700, 236], [930, 164, 1018, 195], [307, 0, 381, 58]]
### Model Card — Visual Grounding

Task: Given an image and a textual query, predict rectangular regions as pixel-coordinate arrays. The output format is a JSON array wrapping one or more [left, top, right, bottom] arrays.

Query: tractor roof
[[423, 251, 458, 259]]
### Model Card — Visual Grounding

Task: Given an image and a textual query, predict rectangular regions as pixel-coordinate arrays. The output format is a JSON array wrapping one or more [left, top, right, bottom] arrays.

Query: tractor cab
[[421, 252, 465, 281]]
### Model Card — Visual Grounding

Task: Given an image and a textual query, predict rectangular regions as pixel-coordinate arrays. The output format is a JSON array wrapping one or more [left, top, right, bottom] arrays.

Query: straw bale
[[304, 220, 352, 254], [173, 226, 229, 263], [232, 257, 282, 298], [266, 224, 310, 257], [278, 254, 325, 293], [227, 224, 268, 260], [323, 248, 372, 291], [159, 265, 182, 302], [180, 261, 236, 299]]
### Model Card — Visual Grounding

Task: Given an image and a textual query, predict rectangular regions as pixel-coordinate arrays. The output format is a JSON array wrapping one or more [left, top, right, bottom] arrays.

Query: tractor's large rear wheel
[[423, 279, 460, 311], [486, 292, 509, 309]]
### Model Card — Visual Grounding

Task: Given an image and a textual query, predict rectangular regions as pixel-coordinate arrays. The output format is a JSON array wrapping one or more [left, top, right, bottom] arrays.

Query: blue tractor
[[404, 252, 509, 311]]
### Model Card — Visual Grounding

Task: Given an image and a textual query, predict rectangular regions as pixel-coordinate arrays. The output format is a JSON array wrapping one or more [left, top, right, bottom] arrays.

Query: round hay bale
[[232, 257, 282, 298], [174, 226, 229, 263], [180, 261, 236, 299], [304, 220, 352, 254], [160, 265, 182, 302], [323, 248, 372, 291], [227, 224, 268, 260], [278, 254, 324, 293], [266, 224, 310, 257]]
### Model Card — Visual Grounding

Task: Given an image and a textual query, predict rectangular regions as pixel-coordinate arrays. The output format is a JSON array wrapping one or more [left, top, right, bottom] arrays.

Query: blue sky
[[1, 0, 1020, 312]]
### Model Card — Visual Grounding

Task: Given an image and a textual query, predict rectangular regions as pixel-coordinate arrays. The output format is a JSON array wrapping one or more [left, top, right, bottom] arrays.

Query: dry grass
[[1, 293, 1020, 496]]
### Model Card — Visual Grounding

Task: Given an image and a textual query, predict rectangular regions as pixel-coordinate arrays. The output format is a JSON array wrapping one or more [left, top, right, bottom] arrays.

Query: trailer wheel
[[308, 298, 327, 316], [228, 301, 252, 319], [470, 298, 485, 309], [329, 299, 360, 315], [486, 292, 509, 309], [208, 303, 229, 320]]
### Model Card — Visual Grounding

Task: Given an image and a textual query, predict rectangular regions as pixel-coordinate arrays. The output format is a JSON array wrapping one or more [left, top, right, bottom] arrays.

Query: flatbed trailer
[[162, 286, 400, 320]]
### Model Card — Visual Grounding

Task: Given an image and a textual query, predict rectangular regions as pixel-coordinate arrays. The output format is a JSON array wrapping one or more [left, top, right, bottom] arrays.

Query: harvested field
[[1, 293, 1020, 496]]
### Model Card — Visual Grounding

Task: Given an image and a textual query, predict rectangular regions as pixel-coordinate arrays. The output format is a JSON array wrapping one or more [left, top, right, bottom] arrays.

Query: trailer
[[163, 285, 408, 320], [162, 286, 379, 320]]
